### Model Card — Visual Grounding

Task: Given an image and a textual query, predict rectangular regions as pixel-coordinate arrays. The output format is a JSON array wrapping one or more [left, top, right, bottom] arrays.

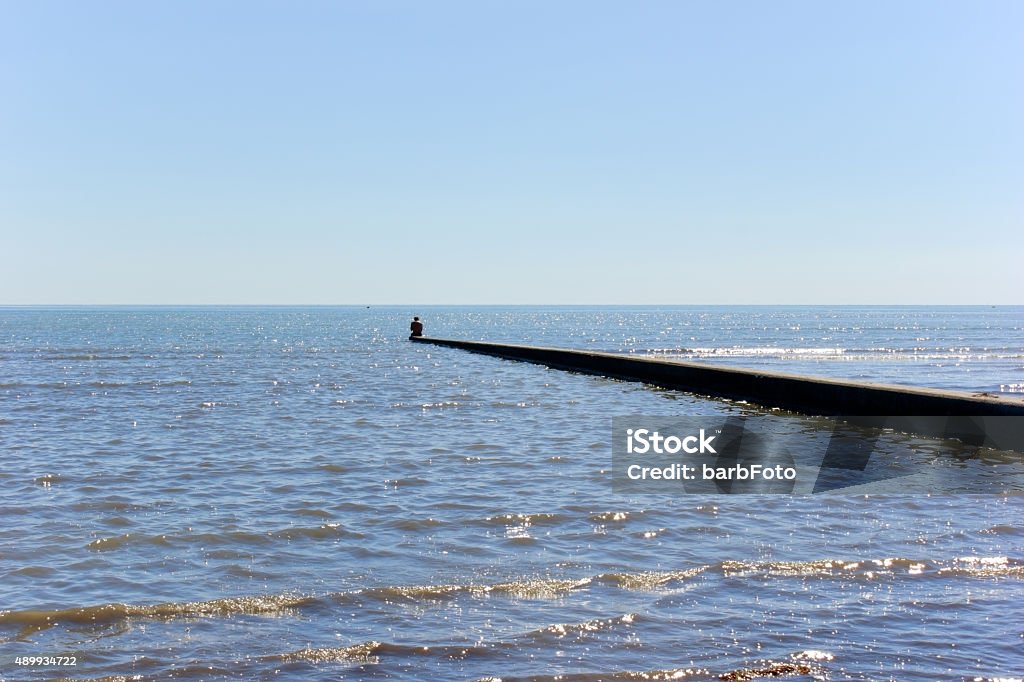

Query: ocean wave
[[0, 593, 316, 638], [359, 577, 594, 604], [718, 556, 1024, 579], [266, 639, 508, 665], [590, 510, 639, 523], [482, 513, 569, 527], [39, 353, 136, 361], [46, 647, 835, 682], [938, 556, 1024, 577], [473, 650, 834, 682], [84, 524, 361, 553], [6, 557, 1018, 638], [522, 613, 639, 642], [265, 640, 383, 664], [86, 533, 173, 552], [474, 667, 712, 681], [595, 567, 705, 589]]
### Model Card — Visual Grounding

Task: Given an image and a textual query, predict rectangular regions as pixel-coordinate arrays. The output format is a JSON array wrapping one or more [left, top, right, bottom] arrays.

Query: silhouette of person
[[409, 316, 424, 339]]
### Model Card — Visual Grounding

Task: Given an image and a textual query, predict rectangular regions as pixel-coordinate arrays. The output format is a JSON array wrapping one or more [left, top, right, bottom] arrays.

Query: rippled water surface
[[1, 306, 1022, 681]]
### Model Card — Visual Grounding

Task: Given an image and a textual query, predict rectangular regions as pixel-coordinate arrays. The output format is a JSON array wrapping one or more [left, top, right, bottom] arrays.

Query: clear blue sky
[[2, 1, 1021, 304]]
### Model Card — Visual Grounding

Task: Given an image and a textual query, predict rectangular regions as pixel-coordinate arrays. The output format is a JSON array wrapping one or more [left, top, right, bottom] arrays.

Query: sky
[[2, 1, 1021, 304]]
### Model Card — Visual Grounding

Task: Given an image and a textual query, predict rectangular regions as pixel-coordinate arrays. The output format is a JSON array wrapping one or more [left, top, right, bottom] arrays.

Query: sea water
[[1, 306, 1022, 681]]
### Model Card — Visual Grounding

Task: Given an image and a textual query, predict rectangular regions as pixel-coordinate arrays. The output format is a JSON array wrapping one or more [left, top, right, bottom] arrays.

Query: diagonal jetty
[[410, 337, 1024, 419]]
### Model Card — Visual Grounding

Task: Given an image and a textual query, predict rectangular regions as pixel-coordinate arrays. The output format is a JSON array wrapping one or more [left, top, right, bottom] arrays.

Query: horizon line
[[0, 303, 1019, 308]]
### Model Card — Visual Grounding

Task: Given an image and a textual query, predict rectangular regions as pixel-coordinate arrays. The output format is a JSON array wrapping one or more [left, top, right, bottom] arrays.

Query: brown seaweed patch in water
[[719, 661, 813, 681]]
